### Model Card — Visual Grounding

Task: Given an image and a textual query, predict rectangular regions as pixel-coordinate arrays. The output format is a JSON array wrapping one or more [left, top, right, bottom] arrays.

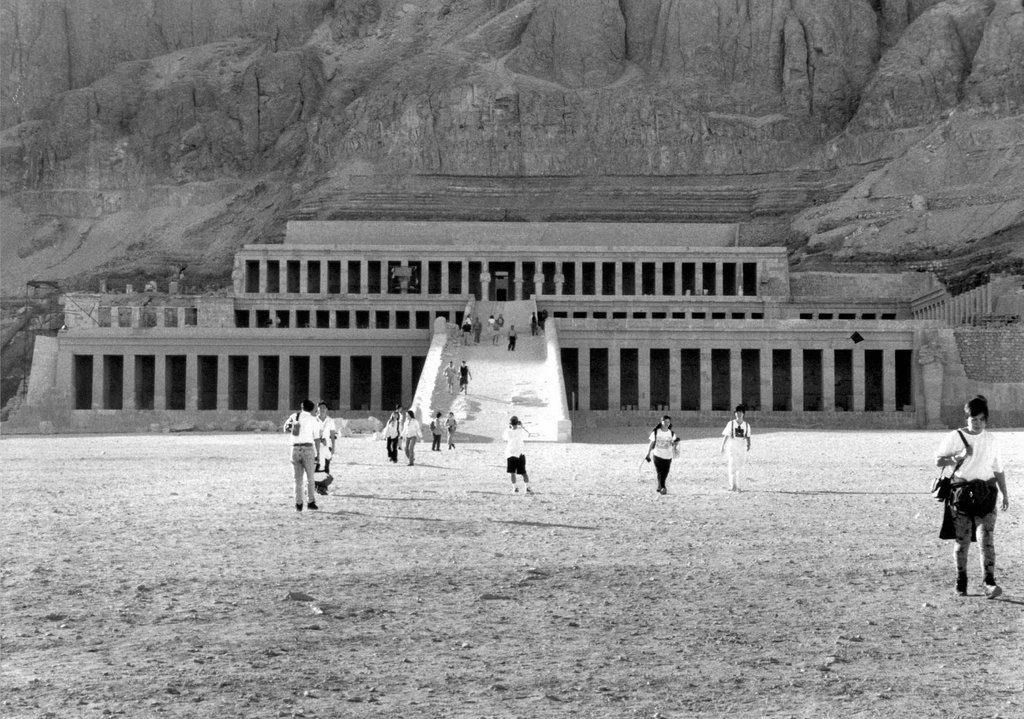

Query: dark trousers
[[386, 436, 399, 463], [432, 434, 441, 451], [508, 335, 517, 351], [652, 456, 671, 490]]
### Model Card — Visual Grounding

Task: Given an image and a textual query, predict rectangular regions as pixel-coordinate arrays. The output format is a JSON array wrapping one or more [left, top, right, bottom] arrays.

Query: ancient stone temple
[[20, 221, 1024, 435]]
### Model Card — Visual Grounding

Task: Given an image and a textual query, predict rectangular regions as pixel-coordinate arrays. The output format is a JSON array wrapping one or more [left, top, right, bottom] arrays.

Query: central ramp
[[421, 301, 568, 443]]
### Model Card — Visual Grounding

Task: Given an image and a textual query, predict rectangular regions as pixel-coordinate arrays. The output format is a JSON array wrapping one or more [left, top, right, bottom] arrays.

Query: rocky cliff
[[1, 0, 1023, 296]]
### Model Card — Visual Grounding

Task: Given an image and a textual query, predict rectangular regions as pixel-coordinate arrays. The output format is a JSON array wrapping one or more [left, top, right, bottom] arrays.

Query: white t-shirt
[[318, 415, 336, 441], [935, 429, 1004, 480], [722, 420, 751, 440], [401, 418, 422, 440], [284, 411, 319, 445], [504, 426, 528, 457], [648, 428, 677, 460]]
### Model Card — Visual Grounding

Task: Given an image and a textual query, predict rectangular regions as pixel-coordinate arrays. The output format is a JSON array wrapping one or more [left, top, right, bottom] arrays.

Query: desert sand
[[1, 427, 1022, 718]]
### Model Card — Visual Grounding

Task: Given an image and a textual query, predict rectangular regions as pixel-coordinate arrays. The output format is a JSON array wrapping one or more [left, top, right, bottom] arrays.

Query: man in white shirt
[[314, 402, 338, 496], [283, 399, 319, 511], [504, 416, 533, 494]]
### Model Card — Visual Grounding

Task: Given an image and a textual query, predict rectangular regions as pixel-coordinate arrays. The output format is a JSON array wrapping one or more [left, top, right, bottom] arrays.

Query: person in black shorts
[[504, 416, 533, 494], [459, 361, 472, 394]]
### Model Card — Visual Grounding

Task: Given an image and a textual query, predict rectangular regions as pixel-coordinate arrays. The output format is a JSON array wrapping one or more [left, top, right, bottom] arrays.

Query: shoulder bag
[[930, 430, 968, 501]]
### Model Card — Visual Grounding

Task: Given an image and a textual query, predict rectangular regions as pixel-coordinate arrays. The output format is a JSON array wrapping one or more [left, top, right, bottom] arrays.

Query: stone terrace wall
[[790, 272, 937, 300], [954, 327, 1024, 382]]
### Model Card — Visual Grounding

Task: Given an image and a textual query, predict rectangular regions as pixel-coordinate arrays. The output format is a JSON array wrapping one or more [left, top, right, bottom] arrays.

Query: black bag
[[931, 430, 968, 502], [950, 480, 998, 518]]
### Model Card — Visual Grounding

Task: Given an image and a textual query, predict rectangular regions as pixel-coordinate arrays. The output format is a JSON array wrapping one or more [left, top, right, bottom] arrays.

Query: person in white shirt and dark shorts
[[505, 416, 533, 494], [314, 402, 337, 496], [935, 395, 1010, 598], [645, 415, 680, 495], [283, 399, 319, 511], [720, 405, 752, 492]]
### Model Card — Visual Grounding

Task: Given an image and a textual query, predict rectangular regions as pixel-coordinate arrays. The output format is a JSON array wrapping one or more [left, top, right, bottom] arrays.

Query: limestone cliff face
[[1, 0, 1023, 297], [0, 0, 335, 128]]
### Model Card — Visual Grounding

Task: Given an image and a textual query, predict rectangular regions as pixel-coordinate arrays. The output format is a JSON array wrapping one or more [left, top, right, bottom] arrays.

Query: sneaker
[[295, 503, 303, 512], [657, 487, 667, 495], [525, 487, 534, 495], [984, 583, 1002, 599], [513, 486, 519, 493], [307, 502, 319, 511], [956, 573, 968, 596]]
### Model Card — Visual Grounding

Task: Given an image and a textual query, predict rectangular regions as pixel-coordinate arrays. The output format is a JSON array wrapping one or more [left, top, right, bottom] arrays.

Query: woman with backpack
[[934, 395, 1010, 598], [645, 415, 680, 495]]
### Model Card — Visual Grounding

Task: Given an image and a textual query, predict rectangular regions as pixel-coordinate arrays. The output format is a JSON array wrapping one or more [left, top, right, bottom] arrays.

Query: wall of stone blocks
[[790, 272, 935, 300], [953, 327, 1024, 383]]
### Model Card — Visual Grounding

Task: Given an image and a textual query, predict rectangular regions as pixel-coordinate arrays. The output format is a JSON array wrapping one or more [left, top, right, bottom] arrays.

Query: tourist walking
[[473, 316, 482, 344], [530, 314, 538, 336], [461, 317, 472, 345], [720, 405, 752, 491], [401, 410, 422, 466], [445, 411, 458, 449], [384, 410, 401, 463], [645, 415, 680, 495], [283, 399, 319, 511], [314, 402, 338, 495], [489, 315, 499, 345], [430, 412, 443, 451], [935, 395, 1009, 598], [507, 325, 517, 351], [459, 361, 472, 394], [504, 416, 533, 494], [443, 360, 456, 394]]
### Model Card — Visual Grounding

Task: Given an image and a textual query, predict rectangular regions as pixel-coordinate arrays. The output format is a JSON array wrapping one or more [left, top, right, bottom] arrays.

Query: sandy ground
[[1, 427, 1022, 719]]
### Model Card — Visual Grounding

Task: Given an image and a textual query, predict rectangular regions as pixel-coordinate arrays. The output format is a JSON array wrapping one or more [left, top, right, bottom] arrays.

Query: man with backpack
[[934, 395, 1010, 598]]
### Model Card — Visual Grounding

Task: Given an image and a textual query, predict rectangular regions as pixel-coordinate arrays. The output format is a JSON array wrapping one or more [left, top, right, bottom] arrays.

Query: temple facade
[[20, 221, 1024, 434]]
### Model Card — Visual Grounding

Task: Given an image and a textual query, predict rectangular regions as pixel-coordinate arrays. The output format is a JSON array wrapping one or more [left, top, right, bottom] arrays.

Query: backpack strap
[[948, 430, 970, 479]]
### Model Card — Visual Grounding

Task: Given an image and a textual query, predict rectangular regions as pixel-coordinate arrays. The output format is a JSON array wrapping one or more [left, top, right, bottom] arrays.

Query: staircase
[[418, 300, 569, 443]]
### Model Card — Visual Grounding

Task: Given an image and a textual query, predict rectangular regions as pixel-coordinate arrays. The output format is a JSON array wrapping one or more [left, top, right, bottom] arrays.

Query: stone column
[[699, 348, 712, 412], [185, 354, 198, 412], [608, 346, 621, 410], [714, 262, 723, 296], [614, 262, 623, 296], [309, 355, 321, 405], [729, 349, 742, 410], [852, 349, 866, 412], [513, 260, 523, 300], [359, 260, 369, 294], [791, 349, 804, 413], [379, 262, 388, 296], [694, 263, 704, 296], [638, 348, 651, 411], [248, 354, 259, 411], [319, 260, 328, 296], [669, 348, 682, 411], [123, 354, 136, 411], [440, 261, 449, 297], [299, 260, 309, 294], [370, 355, 382, 411], [654, 262, 663, 296], [534, 265, 544, 299], [759, 348, 773, 412], [278, 354, 291, 413], [633, 261, 642, 295], [154, 354, 167, 411], [258, 259, 269, 293], [737, 262, 745, 296], [554, 272, 565, 296], [340, 261, 349, 296], [279, 262, 288, 296], [578, 349, 591, 411], [882, 348, 896, 412], [217, 354, 229, 411], [339, 354, 352, 411], [480, 271, 491, 302], [822, 347, 836, 411]]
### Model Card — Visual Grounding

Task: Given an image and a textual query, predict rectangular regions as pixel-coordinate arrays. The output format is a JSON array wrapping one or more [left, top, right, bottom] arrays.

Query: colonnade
[[563, 345, 913, 414], [239, 256, 762, 300], [72, 351, 425, 413]]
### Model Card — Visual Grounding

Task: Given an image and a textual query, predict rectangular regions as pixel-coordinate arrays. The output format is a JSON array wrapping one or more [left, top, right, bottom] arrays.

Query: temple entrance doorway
[[488, 261, 515, 301]]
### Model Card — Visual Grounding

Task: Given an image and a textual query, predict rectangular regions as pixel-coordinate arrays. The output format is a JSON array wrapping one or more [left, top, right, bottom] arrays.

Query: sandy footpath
[[1, 427, 1022, 719]]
